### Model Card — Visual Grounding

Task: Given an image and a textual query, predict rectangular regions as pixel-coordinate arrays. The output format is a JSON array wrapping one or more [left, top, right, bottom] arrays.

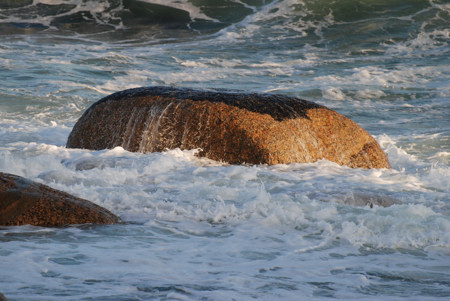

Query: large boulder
[[67, 86, 390, 169], [0, 172, 120, 227]]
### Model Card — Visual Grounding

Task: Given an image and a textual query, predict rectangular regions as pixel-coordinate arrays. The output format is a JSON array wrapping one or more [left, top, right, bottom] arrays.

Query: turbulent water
[[0, 0, 449, 300]]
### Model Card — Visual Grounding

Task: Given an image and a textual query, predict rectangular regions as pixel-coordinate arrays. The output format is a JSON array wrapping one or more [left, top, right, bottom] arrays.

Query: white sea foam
[[1, 132, 447, 251], [385, 28, 450, 57], [1, 0, 122, 28], [377, 134, 420, 168], [338, 204, 450, 248], [355, 89, 386, 99], [322, 87, 346, 100], [314, 66, 443, 89], [139, 0, 217, 22]]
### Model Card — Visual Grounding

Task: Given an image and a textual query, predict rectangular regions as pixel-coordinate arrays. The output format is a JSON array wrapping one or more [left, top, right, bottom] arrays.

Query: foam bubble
[[314, 66, 443, 88], [355, 89, 386, 99], [322, 87, 346, 100], [0, 0, 121, 28], [385, 28, 450, 57], [139, 0, 217, 22], [338, 204, 450, 249]]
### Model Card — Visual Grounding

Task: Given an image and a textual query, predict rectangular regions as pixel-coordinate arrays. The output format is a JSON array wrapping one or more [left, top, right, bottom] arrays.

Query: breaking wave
[[1, 0, 448, 46]]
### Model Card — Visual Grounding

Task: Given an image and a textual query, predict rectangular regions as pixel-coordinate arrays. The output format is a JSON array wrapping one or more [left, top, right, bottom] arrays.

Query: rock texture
[[67, 86, 390, 169], [0, 172, 120, 227]]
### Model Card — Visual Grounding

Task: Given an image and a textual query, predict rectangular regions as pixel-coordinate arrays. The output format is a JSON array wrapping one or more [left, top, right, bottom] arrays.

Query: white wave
[[354, 89, 386, 99], [376, 134, 426, 173], [314, 65, 444, 89], [430, 151, 450, 160], [338, 204, 450, 249], [322, 87, 346, 100], [422, 164, 450, 192], [140, 0, 217, 22], [1, 135, 448, 250], [385, 28, 450, 57], [0, 0, 123, 29]]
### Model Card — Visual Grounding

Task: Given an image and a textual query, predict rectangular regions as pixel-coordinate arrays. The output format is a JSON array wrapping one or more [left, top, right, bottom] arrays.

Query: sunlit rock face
[[67, 86, 390, 169], [0, 172, 120, 227]]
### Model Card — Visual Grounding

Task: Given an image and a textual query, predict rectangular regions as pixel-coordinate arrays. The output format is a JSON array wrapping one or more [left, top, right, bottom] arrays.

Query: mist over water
[[0, 0, 449, 300]]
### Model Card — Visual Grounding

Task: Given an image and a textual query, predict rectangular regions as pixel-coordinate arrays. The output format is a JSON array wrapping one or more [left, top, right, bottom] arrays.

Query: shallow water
[[0, 0, 449, 300]]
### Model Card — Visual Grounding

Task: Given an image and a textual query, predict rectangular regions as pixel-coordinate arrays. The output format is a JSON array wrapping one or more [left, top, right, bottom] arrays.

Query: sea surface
[[0, 0, 449, 300]]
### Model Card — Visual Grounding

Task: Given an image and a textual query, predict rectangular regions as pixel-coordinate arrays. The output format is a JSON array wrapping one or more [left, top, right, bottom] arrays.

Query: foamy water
[[0, 0, 449, 300]]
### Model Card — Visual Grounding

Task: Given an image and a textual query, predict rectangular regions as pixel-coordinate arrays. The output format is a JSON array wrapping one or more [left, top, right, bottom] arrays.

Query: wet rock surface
[[0, 172, 120, 227], [67, 86, 390, 169]]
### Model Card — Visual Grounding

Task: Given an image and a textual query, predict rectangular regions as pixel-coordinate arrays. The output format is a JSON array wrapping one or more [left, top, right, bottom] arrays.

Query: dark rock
[[0, 172, 120, 227], [67, 86, 390, 169]]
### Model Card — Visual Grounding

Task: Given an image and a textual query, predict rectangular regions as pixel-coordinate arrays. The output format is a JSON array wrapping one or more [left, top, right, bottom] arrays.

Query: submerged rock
[[0, 172, 120, 227], [67, 86, 390, 169], [326, 192, 400, 208]]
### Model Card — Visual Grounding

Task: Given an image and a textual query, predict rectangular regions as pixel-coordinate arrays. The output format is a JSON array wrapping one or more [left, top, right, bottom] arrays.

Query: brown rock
[[67, 86, 390, 169], [0, 172, 120, 227]]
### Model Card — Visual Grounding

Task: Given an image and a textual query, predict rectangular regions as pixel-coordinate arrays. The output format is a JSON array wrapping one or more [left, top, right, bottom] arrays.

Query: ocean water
[[0, 0, 449, 300]]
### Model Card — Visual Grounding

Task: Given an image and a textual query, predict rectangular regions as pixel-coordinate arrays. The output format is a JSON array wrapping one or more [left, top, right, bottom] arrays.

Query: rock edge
[[0, 172, 120, 227]]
